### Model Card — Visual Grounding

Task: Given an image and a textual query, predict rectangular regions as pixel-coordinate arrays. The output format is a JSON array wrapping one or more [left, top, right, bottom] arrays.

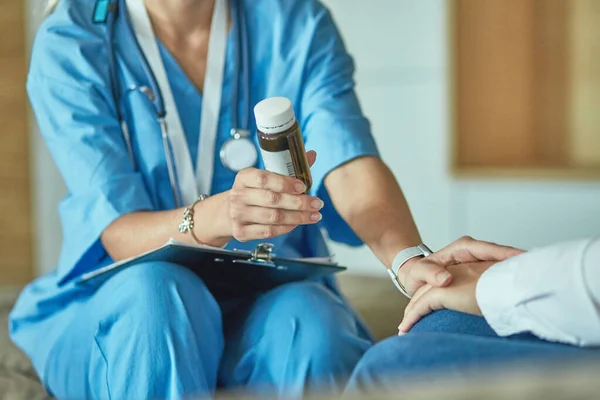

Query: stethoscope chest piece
[[220, 129, 258, 172]]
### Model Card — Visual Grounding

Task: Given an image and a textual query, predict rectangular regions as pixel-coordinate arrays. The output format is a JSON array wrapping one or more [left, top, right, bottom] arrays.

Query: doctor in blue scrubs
[[10, 0, 520, 398]]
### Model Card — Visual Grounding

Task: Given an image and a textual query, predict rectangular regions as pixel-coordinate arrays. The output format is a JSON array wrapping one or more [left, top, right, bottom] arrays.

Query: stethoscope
[[103, 0, 257, 208]]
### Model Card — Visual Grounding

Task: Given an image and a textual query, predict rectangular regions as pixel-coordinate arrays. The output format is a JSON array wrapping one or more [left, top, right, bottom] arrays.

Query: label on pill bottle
[[261, 149, 296, 178]]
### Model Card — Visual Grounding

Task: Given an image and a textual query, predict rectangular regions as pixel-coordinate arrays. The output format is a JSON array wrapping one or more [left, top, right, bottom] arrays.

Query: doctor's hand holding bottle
[[226, 150, 322, 243], [102, 151, 321, 258]]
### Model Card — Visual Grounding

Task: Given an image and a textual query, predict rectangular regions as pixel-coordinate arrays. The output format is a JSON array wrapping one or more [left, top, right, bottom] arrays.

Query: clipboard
[[76, 239, 346, 298]]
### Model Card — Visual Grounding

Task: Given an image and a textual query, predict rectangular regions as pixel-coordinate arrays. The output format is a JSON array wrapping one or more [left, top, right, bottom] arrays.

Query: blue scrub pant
[[39, 262, 371, 399], [346, 310, 598, 395]]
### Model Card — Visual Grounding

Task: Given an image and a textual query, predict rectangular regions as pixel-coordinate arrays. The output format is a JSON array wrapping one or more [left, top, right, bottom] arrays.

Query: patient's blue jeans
[[346, 310, 597, 394]]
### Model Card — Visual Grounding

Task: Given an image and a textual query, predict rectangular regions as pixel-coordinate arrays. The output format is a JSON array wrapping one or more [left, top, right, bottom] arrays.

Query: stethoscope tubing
[[115, 0, 249, 126], [230, 0, 250, 132], [109, 0, 180, 205], [239, 0, 250, 131], [158, 117, 183, 207], [119, 0, 167, 117]]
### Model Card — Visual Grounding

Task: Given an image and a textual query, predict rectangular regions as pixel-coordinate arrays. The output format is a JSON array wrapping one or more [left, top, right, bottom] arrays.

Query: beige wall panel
[[455, 0, 537, 167], [569, 0, 600, 167], [0, 0, 33, 285], [532, 0, 570, 166]]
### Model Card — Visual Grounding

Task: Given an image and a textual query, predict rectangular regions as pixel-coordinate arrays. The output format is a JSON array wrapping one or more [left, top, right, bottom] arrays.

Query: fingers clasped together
[[227, 153, 524, 336], [396, 236, 524, 334]]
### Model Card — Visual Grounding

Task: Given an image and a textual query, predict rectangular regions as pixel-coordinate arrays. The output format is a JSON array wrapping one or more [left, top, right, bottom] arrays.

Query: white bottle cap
[[254, 97, 296, 134]]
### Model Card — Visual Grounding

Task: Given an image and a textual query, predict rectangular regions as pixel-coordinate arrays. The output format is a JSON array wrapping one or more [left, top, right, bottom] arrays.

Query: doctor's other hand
[[398, 236, 523, 297], [227, 151, 322, 242], [398, 261, 497, 334]]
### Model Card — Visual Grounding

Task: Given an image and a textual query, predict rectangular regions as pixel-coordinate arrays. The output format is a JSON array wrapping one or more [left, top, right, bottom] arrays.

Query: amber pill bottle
[[254, 97, 313, 191]]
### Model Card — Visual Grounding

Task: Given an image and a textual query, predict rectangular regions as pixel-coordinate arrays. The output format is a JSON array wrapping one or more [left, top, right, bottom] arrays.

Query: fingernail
[[295, 183, 307, 193], [397, 329, 406, 336], [311, 213, 322, 222], [437, 271, 451, 284], [311, 199, 324, 209]]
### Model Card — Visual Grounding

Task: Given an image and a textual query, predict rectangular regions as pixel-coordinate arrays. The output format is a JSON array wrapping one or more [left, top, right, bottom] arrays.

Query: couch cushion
[[337, 274, 409, 341], [0, 287, 50, 400]]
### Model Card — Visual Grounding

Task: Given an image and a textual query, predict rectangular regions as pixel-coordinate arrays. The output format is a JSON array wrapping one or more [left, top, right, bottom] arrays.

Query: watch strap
[[388, 244, 433, 298]]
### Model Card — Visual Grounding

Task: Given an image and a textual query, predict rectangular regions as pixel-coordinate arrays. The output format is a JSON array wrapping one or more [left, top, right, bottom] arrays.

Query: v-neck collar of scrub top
[[125, 0, 236, 202], [156, 35, 236, 172], [112, 15, 238, 206], [123, 10, 239, 201]]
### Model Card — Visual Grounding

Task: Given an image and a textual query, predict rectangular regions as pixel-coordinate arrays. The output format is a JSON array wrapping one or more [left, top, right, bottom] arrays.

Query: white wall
[[323, 0, 600, 276], [322, 0, 453, 276], [28, 0, 600, 275], [27, 0, 68, 275]]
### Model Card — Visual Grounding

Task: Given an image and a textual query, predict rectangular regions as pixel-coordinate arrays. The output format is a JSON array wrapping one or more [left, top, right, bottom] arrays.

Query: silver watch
[[387, 244, 433, 298]]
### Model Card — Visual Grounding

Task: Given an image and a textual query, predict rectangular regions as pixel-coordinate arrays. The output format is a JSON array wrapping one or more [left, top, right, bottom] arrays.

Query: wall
[[323, 0, 600, 276], [321, 0, 453, 276], [26, 0, 68, 276], [28, 0, 600, 275]]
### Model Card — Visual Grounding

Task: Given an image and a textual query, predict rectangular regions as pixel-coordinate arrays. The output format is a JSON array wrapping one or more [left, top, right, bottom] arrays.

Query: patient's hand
[[399, 236, 523, 297], [398, 261, 497, 334]]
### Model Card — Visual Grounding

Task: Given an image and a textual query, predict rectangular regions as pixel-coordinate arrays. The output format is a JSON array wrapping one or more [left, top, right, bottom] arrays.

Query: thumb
[[307, 150, 317, 167], [406, 260, 453, 292]]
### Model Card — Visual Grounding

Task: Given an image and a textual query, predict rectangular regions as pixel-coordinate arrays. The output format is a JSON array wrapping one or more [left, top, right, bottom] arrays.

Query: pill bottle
[[254, 97, 312, 191]]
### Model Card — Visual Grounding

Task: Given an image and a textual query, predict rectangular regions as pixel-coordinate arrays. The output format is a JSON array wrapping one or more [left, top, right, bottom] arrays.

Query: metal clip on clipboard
[[231, 243, 335, 271], [232, 243, 278, 268]]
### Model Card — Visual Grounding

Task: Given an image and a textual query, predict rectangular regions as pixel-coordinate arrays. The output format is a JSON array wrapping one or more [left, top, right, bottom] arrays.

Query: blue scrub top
[[23, 0, 379, 286]]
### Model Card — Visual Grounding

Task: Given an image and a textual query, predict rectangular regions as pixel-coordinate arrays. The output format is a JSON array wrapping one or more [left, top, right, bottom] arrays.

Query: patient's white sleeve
[[476, 237, 600, 347]]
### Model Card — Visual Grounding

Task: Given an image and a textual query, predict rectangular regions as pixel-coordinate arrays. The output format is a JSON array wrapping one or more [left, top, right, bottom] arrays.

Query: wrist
[[192, 193, 233, 247], [397, 256, 422, 281]]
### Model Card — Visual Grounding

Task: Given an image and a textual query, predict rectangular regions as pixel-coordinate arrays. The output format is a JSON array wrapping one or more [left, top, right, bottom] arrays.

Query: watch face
[[220, 137, 258, 172]]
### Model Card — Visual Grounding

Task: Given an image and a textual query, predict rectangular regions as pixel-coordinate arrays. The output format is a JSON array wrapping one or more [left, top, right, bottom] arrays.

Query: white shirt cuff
[[476, 257, 522, 337]]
